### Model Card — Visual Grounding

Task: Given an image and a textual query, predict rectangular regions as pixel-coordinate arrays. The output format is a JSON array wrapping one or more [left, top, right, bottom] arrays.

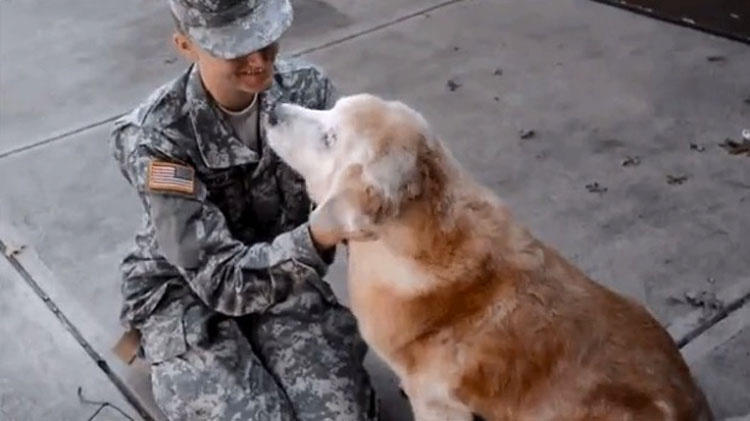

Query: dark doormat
[[591, 0, 750, 44]]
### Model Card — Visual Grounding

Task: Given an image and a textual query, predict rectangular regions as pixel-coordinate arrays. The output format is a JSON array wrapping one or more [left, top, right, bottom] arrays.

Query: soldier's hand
[[309, 220, 341, 252], [309, 193, 348, 251]]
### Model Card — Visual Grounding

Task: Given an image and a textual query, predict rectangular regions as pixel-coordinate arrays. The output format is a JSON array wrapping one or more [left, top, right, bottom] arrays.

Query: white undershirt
[[218, 94, 260, 152]]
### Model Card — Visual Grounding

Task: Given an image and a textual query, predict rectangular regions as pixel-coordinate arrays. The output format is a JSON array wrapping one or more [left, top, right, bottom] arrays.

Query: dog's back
[[453, 241, 713, 420], [351, 166, 712, 420]]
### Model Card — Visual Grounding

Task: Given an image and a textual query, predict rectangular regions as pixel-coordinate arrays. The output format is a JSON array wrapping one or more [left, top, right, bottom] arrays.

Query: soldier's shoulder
[[111, 70, 192, 164], [125, 69, 190, 131], [275, 58, 332, 90], [276, 57, 329, 78]]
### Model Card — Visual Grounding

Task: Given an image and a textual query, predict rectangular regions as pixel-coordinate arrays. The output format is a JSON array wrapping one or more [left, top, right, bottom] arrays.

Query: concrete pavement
[[0, 250, 137, 420], [1, 0, 748, 419]]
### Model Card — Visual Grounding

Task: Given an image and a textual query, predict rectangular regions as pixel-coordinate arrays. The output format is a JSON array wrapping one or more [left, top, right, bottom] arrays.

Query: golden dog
[[266, 94, 713, 421]]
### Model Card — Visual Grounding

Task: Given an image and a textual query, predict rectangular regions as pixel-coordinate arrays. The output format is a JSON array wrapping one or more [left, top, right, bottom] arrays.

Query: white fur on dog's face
[[265, 96, 359, 203], [266, 102, 336, 202], [267, 94, 433, 238]]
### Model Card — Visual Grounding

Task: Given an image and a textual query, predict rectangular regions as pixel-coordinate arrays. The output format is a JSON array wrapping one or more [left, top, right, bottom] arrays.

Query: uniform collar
[[186, 64, 284, 170]]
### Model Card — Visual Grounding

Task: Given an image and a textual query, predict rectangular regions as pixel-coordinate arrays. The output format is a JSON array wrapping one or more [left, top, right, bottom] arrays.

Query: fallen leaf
[[4, 244, 26, 258], [683, 290, 724, 310], [493, 68, 503, 76], [719, 138, 750, 156], [666, 174, 689, 185], [519, 129, 535, 140], [446, 79, 461, 92], [585, 182, 608, 194], [707, 55, 726, 62], [621, 156, 641, 167]]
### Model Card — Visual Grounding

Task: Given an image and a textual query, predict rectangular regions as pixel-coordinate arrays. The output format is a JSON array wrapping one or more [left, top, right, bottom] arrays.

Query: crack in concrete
[[0, 238, 154, 421], [0, 0, 466, 161], [0, 114, 124, 160], [676, 290, 750, 349]]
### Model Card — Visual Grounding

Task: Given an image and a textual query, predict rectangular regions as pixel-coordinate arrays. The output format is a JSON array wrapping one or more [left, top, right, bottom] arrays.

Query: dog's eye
[[322, 131, 336, 148]]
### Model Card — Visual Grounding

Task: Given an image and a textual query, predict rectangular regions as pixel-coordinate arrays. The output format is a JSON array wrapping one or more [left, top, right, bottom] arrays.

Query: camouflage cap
[[169, 0, 293, 59]]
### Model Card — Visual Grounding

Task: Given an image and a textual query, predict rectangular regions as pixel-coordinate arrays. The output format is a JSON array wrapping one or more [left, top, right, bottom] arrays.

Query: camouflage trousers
[[140, 278, 378, 421]]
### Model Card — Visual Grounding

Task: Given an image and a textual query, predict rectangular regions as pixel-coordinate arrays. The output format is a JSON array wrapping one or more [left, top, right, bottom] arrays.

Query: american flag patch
[[147, 160, 195, 195]]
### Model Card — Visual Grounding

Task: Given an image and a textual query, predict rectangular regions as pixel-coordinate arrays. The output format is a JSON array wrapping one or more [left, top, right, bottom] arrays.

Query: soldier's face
[[174, 32, 278, 95]]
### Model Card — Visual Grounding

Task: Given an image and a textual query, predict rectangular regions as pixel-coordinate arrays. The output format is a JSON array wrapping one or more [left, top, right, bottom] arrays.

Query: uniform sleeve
[[115, 127, 330, 317]]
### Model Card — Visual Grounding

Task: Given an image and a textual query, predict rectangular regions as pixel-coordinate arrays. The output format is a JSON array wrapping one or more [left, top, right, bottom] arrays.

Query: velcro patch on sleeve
[[112, 329, 141, 365], [147, 160, 195, 195]]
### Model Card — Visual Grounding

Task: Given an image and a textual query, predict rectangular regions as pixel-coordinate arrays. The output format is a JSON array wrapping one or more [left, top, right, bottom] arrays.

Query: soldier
[[110, 0, 378, 419]]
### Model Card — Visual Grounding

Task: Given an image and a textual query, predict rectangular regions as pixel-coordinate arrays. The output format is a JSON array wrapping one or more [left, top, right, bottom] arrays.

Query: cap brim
[[186, 0, 293, 59]]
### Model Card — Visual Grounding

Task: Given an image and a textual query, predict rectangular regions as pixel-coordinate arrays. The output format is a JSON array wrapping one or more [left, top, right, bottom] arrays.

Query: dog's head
[[267, 93, 445, 241]]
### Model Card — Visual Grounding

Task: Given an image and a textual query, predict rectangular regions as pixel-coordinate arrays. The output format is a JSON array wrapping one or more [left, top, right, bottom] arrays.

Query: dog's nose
[[268, 103, 280, 126]]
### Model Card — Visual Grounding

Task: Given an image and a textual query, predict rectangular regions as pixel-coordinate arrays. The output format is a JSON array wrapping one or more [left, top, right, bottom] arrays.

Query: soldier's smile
[[239, 67, 267, 76], [236, 68, 272, 89]]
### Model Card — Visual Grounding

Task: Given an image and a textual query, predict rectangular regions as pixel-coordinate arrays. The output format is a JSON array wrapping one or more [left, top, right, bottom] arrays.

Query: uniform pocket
[[150, 195, 203, 269], [140, 312, 187, 364]]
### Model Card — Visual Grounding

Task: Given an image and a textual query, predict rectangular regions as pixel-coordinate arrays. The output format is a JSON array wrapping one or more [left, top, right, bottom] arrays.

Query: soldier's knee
[[150, 348, 297, 421]]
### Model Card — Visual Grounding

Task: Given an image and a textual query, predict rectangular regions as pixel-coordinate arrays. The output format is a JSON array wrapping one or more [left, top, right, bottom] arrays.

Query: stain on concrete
[[591, 138, 626, 154], [286, 0, 352, 40]]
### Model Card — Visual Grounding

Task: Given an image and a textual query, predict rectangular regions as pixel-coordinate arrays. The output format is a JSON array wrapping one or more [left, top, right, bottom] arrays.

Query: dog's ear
[[362, 148, 422, 211], [310, 166, 386, 242]]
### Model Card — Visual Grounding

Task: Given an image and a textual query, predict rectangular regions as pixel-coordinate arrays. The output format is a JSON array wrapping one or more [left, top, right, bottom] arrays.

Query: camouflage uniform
[[110, 2, 378, 419]]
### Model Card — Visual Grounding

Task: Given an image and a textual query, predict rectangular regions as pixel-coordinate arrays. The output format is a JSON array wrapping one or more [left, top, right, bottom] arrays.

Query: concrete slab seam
[[0, 0, 467, 161], [0, 237, 153, 421], [0, 113, 125, 161], [667, 278, 750, 348], [681, 303, 750, 364]]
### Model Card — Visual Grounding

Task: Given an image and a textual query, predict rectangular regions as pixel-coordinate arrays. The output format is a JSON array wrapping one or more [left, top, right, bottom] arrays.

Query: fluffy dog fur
[[266, 94, 713, 421]]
